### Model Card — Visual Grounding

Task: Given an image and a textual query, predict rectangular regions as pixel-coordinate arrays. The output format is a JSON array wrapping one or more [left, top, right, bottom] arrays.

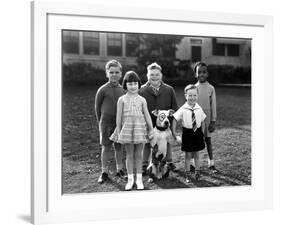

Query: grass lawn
[[62, 85, 251, 193]]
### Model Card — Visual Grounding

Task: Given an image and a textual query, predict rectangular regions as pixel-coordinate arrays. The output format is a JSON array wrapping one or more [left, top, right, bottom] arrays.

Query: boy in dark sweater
[[95, 60, 126, 183], [139, 62, 178, 174]]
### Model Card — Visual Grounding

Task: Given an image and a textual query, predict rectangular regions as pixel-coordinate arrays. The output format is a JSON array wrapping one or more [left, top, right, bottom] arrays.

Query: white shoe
[[136, 179, 144, 190], [125, 180, 134, 190]]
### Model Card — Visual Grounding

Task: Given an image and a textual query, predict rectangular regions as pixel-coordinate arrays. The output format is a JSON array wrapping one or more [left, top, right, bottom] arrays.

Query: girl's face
[[147, 69, 162, 87], [106, 66, 122, 85], [126, 81, 139, 94], [185, 89, 198, 107], [196, 65, 208, 83]]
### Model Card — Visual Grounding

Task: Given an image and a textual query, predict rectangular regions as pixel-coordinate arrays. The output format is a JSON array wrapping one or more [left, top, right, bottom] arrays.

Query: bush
[[63, 63, 106, 84], [207, 65, 251, 84], [62, 62, 251, 86]]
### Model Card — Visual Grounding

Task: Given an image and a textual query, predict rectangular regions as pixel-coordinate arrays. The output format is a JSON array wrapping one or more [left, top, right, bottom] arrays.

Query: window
[[83, 32, 99, 55], [126, 34, 139, 57], [212, 38, 240, 57], [213, 38, 225, 56], [107, 33, 122, 56], [227, 44, 240, 56], [63, 31, 79, 54], [190, 39, 203, 45]]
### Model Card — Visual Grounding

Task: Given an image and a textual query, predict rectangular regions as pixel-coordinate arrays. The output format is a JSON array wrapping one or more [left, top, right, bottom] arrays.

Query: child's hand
[[175, 135, 182, 144], [208, 121, 216, 133], [172, 132, 182, 144], [148, 130, 154, 140]]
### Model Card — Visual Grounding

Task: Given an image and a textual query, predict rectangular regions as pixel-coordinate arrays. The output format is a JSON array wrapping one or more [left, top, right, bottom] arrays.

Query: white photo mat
[[31, 1, 273, 224]]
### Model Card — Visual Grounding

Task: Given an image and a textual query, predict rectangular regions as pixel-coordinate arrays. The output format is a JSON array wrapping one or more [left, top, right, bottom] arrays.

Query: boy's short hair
[[193, 61, 208, 74], [147, 62, 162, 72], [122, 71, 142, 90], [184, 84, 198, 94], [105, 59, 122, 71]]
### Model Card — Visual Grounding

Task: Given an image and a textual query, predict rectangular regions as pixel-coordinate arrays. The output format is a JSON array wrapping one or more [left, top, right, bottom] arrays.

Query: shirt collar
[[147, 81, 163, 90], [182, 102, 201, 110], [196, 81, 209, 86]]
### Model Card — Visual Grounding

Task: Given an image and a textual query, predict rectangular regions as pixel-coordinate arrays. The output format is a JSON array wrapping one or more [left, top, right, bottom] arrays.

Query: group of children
[[94, 59, 217, 190]]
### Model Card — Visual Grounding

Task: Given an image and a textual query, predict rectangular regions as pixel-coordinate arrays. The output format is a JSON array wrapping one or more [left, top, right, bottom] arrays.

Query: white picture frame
[[31, 1, 273, 224]]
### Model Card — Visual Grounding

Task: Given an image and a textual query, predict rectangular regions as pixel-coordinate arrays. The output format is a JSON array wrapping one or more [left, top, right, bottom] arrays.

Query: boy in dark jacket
[[139, 62, 178, 174]]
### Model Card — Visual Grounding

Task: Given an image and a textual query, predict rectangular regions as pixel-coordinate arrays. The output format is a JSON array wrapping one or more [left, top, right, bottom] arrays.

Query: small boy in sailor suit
[[172, 84, 206, 182]]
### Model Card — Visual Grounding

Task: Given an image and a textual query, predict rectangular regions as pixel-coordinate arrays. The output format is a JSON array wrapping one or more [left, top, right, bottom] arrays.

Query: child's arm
[[201, 120, 206, 134], [170, 87, 179, 111], [94, 87, 104, 123], [209, 86, 217, 132], [142, 98, 153, 137], [171, 118, 178, 138], [116, 97, 123, 133], [171, 118, 182, 144]]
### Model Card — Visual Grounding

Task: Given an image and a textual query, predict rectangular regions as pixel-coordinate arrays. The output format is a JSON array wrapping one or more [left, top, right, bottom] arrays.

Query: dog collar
[[156, 126, 168, 131]]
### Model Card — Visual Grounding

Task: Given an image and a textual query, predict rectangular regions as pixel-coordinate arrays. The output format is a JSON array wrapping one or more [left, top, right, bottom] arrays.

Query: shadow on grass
[[174, 170, 222, 187], [200, 170, 251, 186], [151, 176, 190, 189]]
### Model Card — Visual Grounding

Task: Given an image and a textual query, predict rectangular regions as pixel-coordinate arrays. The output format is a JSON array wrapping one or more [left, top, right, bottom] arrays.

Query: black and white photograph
[[62, 30, 251, 194], [25, 0, 277, 224]]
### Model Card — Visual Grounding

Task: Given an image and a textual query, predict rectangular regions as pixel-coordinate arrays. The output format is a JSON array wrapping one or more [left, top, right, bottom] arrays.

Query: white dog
[[147, 109, 176, 182]]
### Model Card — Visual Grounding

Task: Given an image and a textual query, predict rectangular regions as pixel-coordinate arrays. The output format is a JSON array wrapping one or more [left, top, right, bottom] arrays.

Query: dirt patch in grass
[[62, 85, 251, 194]]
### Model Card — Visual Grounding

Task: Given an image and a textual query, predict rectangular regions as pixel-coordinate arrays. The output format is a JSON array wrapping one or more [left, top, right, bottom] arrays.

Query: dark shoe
[[209, 165, 218, 173], [195, 171, 201, 181], [98, 172, 108, 184], [190, 165, 196, 173], [168, 163, 177, 171], [142, 165, 148, 176], [116, 170, 127, 179]]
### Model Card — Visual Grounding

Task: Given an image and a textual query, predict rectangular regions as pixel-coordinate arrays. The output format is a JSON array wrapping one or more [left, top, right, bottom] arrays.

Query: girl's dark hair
[[193, 61, 208, 74], [122, 71, 142, 90]]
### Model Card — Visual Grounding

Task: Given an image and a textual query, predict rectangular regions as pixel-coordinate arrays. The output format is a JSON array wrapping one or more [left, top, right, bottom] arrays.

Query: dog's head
[[152, 109, 175, 130]]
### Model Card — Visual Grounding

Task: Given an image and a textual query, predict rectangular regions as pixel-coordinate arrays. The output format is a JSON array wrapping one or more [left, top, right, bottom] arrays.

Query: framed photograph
[[31, 1, 273, 224]]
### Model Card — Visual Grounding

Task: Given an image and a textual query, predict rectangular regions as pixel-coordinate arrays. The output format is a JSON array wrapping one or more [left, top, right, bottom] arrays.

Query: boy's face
[[106, 66, 122, 84], [185, 89, 198, 107], [196, 65, 208, 83], [147, 69, 162, 87]]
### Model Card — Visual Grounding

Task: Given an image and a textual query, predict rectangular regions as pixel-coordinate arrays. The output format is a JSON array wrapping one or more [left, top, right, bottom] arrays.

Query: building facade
[[62, 30, 251, 69]]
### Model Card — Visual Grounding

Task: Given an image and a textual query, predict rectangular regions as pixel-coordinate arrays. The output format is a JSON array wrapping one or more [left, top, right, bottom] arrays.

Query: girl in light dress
[[110, 71, 153, 190]]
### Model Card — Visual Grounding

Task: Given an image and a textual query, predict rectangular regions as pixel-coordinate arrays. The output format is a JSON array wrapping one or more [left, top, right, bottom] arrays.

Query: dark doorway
[[191, 46, 202, 62]]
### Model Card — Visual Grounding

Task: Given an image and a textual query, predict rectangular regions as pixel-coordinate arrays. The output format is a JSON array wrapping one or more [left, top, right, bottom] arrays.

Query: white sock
[[208, 159, 214, 167], [128, 174, 134, 181], [190, 158, 195, 167], [136, 173, 142, 180], [125, 174, 134, 190], [136, 173, 144, 190]]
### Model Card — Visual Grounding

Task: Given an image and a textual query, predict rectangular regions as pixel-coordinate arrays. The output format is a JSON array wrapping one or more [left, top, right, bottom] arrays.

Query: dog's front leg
[[147, 164, 156, 183]]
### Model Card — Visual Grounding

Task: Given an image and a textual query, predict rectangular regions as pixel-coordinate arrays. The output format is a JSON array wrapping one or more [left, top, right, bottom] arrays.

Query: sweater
[[139, 81, 178, 126]]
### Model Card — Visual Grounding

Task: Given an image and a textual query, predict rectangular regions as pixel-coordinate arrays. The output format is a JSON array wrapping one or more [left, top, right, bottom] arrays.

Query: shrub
[[207, 65, 251, 84], [62, 62, 251, 86], [63, 63, 106, 84]]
